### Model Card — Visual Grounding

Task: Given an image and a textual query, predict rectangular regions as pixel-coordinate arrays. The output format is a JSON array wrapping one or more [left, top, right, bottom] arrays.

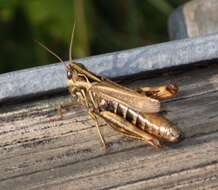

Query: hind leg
[[136, 83, 178, 100]]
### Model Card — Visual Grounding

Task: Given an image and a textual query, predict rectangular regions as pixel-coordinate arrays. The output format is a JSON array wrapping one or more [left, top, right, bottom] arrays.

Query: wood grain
[[0, 64, 218, 190]]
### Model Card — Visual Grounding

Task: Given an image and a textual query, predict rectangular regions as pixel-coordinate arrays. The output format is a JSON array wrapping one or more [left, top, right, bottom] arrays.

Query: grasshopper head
[[66, 62, 93, 91], [66, 63, 88, 82], [66, 63, 80, 89], [67, 62, 102, 84], [66, 64, 73, 80]]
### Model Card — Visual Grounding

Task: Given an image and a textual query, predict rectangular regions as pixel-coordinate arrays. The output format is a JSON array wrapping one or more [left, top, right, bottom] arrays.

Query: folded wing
[[90, 81, 160, 113]]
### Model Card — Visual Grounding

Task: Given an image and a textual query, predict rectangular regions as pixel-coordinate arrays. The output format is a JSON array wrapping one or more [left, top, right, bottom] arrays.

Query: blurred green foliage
[[0, 0, 188, 74]]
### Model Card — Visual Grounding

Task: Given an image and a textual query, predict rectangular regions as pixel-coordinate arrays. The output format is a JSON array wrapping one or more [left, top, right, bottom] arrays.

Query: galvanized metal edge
[[1, 33, 218, 103]]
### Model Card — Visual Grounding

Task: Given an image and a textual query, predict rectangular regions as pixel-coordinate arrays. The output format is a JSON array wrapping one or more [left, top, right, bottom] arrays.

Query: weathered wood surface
[[0, 64, 218, 190]]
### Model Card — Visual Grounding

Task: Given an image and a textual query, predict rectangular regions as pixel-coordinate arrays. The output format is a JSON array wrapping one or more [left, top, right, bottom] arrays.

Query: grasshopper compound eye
[[67, 71, 72, 79]]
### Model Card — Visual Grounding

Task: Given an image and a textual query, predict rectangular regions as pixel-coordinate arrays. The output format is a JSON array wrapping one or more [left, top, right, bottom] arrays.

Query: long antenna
[[35, 40, 66, 66], [69, 23, 76, 64]]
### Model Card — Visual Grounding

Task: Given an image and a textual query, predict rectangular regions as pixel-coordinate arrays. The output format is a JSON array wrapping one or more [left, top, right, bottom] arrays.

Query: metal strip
[[1, 33, 218, 103]]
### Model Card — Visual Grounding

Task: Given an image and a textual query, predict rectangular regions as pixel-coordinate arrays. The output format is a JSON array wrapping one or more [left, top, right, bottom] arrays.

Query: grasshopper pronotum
[[38, 25, 183, 150]]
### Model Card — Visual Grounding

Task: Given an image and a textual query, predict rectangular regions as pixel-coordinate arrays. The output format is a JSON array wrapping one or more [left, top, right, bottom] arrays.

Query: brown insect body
[[38, 25, 183, 149], [66, 62, 183, 148], [89, 83, 181, 143]]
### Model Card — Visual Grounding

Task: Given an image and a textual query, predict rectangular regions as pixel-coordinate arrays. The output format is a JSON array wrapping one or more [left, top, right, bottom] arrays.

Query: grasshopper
[[38, 25, 183, 149]]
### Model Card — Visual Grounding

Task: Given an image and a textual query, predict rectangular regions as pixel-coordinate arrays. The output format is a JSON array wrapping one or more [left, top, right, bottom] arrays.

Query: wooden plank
[[0, 64, 218, 190]]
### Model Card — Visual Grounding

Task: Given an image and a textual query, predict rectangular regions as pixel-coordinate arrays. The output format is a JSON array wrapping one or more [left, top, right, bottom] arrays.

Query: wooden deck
[[0, 63, 218, 190]]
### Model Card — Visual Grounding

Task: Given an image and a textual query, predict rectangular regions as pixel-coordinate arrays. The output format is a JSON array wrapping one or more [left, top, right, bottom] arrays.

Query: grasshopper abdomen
[[98, 97, 182, 143]]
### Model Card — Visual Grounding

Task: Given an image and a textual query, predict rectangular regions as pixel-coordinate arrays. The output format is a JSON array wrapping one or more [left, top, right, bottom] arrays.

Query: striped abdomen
[[99, 98, 182, 143]]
